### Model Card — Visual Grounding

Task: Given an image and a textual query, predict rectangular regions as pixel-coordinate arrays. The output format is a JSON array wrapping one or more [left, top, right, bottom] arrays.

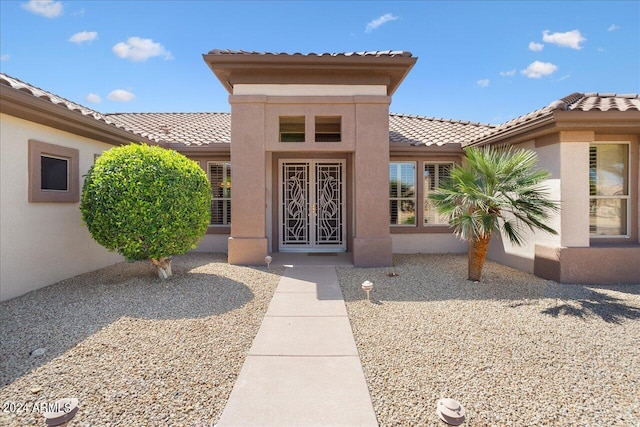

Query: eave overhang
[[467, 110, 640, 147], [0, 85, 161, 147], [203, 52, 417, 96]]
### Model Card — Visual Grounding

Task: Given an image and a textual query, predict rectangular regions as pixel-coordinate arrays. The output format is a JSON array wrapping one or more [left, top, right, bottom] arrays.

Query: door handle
[[312, 203, 317, 216]]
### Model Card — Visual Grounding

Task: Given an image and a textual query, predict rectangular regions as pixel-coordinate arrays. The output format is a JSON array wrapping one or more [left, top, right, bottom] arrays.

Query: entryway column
[[353, 96, 393, 267], [228, 95, 268, 264]]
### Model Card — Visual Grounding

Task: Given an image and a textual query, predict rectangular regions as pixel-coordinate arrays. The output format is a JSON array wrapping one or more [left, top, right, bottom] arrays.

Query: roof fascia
[[468, 110, 640, 147], [203, 53, 417, 96], [170, 144, 230, 155], [553, 110, 640, 133], [1, 87, 160, 147], [465, 114, 556, 147], [390, 142, 463, 155]]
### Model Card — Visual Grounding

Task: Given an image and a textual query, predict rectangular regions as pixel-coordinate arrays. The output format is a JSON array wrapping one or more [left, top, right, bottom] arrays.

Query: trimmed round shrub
[[81, 144, 210, 276]]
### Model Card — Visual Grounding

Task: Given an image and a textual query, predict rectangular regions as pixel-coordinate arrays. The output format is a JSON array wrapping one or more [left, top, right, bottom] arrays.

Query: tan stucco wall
[[391, 233, 466, 254], [488, 134, 593, 273], [0, 113, 124, 301], [487, 132, 640, 283], [192, 234, 229, 253]]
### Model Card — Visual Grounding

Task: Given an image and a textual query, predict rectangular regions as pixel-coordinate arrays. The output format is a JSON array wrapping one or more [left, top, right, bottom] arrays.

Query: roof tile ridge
[[207, 49, 412, 57], [390, 112, 495, 127]]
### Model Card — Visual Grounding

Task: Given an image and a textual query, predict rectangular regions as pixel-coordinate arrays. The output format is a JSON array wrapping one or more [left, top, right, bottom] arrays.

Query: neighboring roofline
[[0, 74, 162, 146], [203, 50, 417, 96]]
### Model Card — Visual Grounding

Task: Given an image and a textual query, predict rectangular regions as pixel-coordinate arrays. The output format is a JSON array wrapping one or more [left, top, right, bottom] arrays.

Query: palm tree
[[429, 146, 559, 281]]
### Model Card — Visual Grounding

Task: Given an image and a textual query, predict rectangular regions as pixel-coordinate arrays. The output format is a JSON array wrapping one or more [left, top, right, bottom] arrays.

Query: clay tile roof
[[569, 92, 640, 112], [389, 113, 495, 146], [467, 92, 640, 146], [207, 49, 413, 58], [0, 73, 163, 143], [106, 112, 231, 146]]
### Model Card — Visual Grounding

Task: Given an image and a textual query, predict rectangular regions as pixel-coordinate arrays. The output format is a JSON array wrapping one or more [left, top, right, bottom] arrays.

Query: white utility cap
[[43, 398, 79, 426], [436, 398, 466, 425]]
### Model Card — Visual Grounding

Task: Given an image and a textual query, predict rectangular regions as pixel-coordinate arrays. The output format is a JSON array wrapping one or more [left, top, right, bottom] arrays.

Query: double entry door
[[279, 160, 346, 252]]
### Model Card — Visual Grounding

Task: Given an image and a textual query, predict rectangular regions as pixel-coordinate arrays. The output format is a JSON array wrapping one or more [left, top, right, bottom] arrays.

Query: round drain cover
[[436, 398, 465, 426], [43, 398, 79, 426]]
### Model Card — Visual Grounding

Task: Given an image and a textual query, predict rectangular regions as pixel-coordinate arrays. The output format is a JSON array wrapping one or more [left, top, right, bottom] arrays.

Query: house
[[1, 50, 638, 301]]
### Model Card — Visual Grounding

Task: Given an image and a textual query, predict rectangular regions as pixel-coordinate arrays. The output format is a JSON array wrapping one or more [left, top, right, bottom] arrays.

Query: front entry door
[[279, 160, 346, 252]]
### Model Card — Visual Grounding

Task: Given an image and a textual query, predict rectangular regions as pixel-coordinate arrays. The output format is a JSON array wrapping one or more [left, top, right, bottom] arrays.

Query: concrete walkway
[[216, 266, 378, 427]]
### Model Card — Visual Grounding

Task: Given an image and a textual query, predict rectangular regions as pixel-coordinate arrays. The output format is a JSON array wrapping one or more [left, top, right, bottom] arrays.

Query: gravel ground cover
[[0, 253, 282, 427], [338, 254, 640, 427]]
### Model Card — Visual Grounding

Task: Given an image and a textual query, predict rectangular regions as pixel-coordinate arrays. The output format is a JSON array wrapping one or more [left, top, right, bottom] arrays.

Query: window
[[28, 140, 79, 203], [208, 162, 231, 226], [279, 116, 305, 142], [315, 116, 341, 142], [41, 155, 69, 191], [424, 163, 452, 225], [389, 162, 416, 226], [589, 144, 629, 237]]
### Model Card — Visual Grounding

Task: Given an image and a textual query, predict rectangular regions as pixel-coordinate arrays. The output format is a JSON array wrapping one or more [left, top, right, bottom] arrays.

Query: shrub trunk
[[151, 257, 173, 279]]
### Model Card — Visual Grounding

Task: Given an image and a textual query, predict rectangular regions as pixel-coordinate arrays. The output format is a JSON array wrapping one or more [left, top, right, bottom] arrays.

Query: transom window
[[424, 163, 452, 225], [589, 143, 629, 237], [389, 162, 416, 226], [208, 161, 231, 226], [315, 116, 341, 142], [279, 116, 305, 142]]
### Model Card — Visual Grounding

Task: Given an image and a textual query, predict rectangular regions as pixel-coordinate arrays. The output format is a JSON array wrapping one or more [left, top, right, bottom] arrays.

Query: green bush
[[81, 144, 211, 277]]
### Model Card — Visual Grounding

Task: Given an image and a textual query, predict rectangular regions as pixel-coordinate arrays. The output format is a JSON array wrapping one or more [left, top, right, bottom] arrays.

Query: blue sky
[[1, 0, 638, 124]]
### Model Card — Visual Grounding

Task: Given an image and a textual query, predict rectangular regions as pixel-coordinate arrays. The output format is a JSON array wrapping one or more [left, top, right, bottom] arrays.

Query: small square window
[[279, 116, 305, 142], [315, 116, 341, 142], [29, 140, 79, 203], [41, 155, 69, 191]]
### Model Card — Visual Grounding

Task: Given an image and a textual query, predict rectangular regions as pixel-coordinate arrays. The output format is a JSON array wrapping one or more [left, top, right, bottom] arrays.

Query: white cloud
[[521, 61, 558, 78], [476, 79, 490, 88], [112, 37, 173, 62], [608, 24, 620, 32], [557, 74, 571, 82], [107, 89, 135, 102], [69, 31, 98, 45], [0, 54, 9, 61], [542, 29, 586, 50], [528, 42, 544, 52], [21, 0, 63, 18], [365, 13, 399, 33], [499, 69, 516, 77], [86, 93, 101, 103]]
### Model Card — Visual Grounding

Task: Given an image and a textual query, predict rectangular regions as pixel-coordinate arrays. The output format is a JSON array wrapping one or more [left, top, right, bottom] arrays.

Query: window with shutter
[[208, 162, 231, 226], [424, 163, 452, 225]]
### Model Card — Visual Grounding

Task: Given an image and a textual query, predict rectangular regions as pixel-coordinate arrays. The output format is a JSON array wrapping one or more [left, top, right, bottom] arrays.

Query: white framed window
[[424, 163, 453, 225], [208, 161, 231, 226], [389, 162, 416, 226], [589, 143, 629, 237]]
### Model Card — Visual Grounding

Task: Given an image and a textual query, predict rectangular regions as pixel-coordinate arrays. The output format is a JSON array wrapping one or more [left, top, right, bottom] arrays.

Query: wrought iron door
[[279, 160, 346, 251]]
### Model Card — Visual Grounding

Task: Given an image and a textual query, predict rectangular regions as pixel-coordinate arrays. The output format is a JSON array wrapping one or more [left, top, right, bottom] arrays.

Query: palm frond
[[429, 146, 559, 246]]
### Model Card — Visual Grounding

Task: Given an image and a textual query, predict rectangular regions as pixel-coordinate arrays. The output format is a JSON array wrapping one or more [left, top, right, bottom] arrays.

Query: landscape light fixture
[[361, 280, 373, 301], [265, 255, 272, 270]]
